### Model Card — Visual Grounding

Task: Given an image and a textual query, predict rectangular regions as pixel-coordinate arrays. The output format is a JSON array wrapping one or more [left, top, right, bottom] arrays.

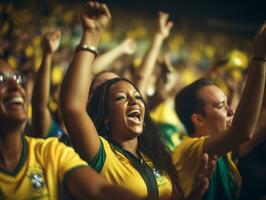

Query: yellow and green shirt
[[0, 136, 88, 199], [90, 136, 173, 200], [172, 136, 242, 200]]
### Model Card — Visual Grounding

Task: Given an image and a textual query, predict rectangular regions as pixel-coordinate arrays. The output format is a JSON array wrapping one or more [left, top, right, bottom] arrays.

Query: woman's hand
[[81, 1, 111, 34]]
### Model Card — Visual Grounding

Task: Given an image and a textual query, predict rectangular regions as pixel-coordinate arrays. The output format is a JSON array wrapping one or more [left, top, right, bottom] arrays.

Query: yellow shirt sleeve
[[36, 137, 88, 182], [172, 136, 208, 197]]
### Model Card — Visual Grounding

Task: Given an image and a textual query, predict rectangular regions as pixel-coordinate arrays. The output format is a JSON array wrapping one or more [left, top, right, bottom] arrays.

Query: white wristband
[[75, 44, 98, 57]]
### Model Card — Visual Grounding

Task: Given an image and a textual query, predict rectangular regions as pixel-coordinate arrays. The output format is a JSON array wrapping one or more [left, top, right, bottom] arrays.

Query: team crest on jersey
[[152, 168, 164, 182], [143, 158, 165, 183], [27, 168, 46, 192], [153, 169, 167, 186]]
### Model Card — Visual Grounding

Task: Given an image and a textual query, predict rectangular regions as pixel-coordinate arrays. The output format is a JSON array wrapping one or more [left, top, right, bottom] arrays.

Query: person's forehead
[[199, 85, 226, 103]]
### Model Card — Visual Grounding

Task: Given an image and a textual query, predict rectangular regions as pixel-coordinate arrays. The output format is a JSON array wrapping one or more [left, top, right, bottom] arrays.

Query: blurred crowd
[[0, 1, 250, 86], [0, 1, 252, 133]]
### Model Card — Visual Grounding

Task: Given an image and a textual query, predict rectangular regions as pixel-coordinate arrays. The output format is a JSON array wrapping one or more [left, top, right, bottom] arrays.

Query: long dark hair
[[87, 77, 184, 199]]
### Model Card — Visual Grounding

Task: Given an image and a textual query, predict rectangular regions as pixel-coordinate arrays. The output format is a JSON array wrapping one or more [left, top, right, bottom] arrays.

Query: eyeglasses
[[0, 71, 26, 86]]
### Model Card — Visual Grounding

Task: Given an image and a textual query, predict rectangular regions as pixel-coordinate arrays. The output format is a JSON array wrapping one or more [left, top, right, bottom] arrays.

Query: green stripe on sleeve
[[88, 139, 106, 173]]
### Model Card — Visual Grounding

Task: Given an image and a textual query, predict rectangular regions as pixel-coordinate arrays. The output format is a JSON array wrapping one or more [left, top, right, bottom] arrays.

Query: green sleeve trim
[[63, 165, 88, 193], [88, 139, 106, 173]]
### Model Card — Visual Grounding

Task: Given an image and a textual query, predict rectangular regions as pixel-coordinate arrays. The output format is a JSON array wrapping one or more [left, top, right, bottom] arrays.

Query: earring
[[105, 122, 110, 132]]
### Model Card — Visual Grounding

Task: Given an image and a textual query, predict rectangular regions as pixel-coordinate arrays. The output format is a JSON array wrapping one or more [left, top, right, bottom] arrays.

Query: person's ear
[[191, 113, 204, 129]]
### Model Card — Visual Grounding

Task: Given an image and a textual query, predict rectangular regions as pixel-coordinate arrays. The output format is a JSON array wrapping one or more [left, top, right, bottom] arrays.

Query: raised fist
[[81, 1, 111, 34], [42, 30, 61, 54]]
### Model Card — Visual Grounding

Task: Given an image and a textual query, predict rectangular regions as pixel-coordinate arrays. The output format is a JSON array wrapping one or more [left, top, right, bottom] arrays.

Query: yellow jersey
[[90, 136, 173, 200], [0, 136, 88, 199], [172, 136, 242, 200]]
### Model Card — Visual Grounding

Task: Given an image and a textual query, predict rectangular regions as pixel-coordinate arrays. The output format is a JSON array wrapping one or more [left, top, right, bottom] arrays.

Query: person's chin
[[14, 114, 27, 122], [128, 127, 143, 137], [225, 125, 231, 131]]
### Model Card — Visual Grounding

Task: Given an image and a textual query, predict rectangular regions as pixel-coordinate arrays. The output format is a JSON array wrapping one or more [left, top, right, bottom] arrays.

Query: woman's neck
[[0, 130, 23, 172], [115, 137, 139, 158]]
